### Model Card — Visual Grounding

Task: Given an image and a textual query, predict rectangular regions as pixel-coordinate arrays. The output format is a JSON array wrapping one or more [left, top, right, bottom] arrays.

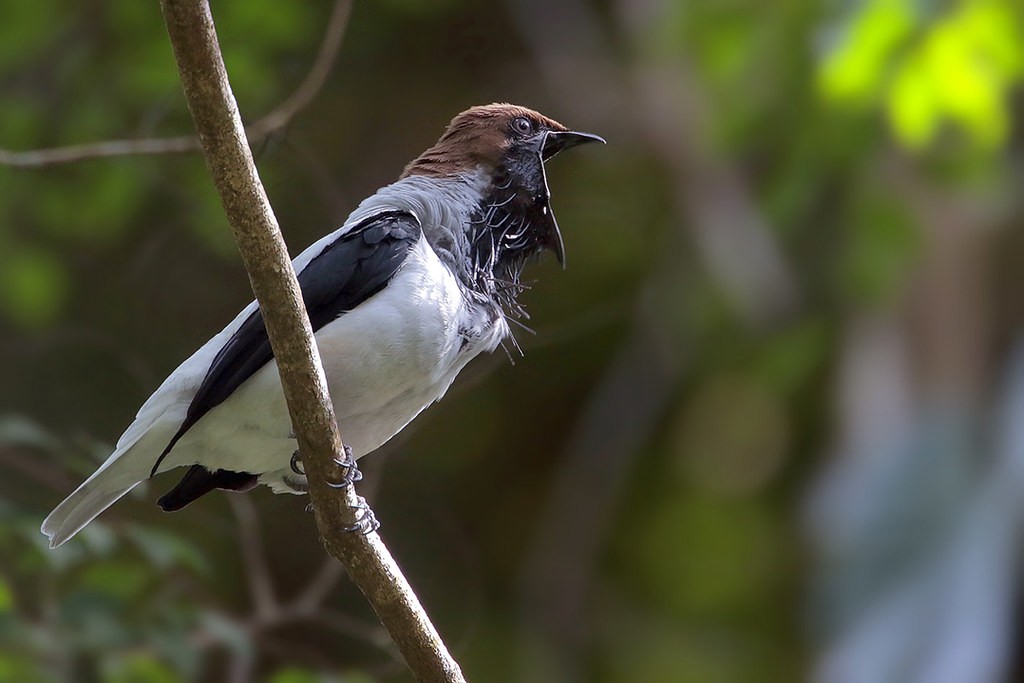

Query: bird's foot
[[290, 446, 359, 486], [295, 445, 373, 532], [343, 495, 380, 535], [303, 494, 379, 535], [327, 444, 362, 489], [284, 450, 310, 492]]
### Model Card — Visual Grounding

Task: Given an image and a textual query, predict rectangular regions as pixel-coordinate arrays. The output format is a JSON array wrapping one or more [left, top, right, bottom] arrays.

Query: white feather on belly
[[42, 172, 504, 546], [162, 238, 505, 492]]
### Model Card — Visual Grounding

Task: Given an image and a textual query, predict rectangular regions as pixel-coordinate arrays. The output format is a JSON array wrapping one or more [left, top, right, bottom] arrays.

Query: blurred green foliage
[[821, 0, 1024, 148], [0, 0, 1022, 682], [0, 0, 318, 330]]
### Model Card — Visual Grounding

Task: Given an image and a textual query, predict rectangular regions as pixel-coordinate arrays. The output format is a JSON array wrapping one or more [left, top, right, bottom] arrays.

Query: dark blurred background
[[1, 0, 1023, 681]]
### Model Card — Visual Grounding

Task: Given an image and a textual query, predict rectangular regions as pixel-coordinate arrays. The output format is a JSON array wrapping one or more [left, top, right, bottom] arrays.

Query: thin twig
[[227, 496, 278, 621], [189, 494, 398, 667], [0, 0, 352, 169], [245, 0, 352, 140], [0, 135, 200, 167], [293, 557, 347, 613], [156, 1, 467, 681]]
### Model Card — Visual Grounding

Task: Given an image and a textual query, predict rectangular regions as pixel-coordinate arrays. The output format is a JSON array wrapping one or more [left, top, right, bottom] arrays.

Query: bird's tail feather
[[40, 421, 169, 548], [41, 479, 138, 549]]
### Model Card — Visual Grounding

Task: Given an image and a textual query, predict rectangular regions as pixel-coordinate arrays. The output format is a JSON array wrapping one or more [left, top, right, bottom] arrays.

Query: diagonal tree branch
[[0, 0, 352, 169], [156, 1, 467, 681], [244, 0, 352, 141]]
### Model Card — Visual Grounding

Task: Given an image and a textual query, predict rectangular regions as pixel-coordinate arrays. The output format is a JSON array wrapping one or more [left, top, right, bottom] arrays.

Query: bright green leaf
[[888, 54, 938, 147], [819, 0, 914, 103]]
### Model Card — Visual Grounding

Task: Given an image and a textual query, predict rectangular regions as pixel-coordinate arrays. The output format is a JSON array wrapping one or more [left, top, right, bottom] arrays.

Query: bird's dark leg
[[285, 450, 309, 493], [296, 445, 378, 534], [327, 444, 363, 488], [342, 495, 380, 535], [329, 445, 378, 534]]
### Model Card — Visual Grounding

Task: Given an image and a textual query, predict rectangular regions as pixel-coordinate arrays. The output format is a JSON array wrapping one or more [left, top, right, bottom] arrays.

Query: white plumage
[[42, 173, 505, 548], [41, 102, 602, 549]]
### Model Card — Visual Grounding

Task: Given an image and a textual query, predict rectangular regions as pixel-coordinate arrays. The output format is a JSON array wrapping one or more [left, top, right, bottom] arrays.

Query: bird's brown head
[[403, 103, 603, 301], [402, 103, 599, 179]]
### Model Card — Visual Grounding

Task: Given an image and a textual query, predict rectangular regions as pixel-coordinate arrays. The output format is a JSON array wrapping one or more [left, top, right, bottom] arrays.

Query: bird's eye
[[511, 117, 534, 136]]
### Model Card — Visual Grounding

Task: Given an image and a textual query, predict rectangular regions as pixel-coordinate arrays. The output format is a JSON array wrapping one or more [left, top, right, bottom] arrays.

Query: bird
[[41, 103, 603, 548]]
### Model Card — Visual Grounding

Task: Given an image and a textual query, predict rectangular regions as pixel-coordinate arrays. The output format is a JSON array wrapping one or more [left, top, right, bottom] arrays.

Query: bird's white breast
[[165, 236, 504, 491], [140, 172, 506, 492]]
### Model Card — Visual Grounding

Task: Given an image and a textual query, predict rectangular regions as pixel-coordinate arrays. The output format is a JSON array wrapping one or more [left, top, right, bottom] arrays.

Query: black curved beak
[[541, 130, 606, 161], [523, 129, 604, 269]]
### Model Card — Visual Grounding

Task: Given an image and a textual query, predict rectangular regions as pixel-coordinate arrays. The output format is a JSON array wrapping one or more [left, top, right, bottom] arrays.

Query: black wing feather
[[150, 210, 421, 479]]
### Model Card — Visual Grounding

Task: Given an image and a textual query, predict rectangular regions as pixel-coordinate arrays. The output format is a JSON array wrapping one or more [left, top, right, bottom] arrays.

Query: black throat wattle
[[464, 145, 563, 321]]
